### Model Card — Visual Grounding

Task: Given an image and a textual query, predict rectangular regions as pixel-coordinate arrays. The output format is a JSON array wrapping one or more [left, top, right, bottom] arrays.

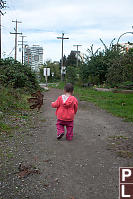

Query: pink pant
[[56, 119, 74, 140]]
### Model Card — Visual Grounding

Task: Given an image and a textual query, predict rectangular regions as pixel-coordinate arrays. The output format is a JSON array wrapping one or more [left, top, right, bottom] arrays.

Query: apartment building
[[24, 45, 43, 71]]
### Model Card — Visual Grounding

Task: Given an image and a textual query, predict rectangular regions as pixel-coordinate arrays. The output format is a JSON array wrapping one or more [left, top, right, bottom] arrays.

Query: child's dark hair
[[64, 83, 74, 93]]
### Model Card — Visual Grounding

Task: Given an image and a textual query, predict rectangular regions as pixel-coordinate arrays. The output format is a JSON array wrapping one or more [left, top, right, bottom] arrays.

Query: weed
[[108, 135, 133, 159], [0, 122, 12, 133], [108, 135, 129, 140], [117, 151, 133, 158]]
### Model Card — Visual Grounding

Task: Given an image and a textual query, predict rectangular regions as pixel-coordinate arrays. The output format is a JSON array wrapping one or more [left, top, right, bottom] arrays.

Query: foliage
[[79, 40, 133, 86], [66, 66, 77, 84], [106, 48, 133, 86], [116, 81, 133, 89], [0, 58, 40, 92], [80, 45, 104, 84], [66, 51, 77, 67]]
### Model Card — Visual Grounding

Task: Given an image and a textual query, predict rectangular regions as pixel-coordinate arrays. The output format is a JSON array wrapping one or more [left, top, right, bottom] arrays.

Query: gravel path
[[1, 88, 133, 199]]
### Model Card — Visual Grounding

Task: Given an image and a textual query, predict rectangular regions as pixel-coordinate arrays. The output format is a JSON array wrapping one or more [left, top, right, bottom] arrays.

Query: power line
[[1, 25, 10, 32], [10, 20, 22, 60], [57, 33, 69, 81], [8, 46, 15, 56], [73, 44, 82, 67]]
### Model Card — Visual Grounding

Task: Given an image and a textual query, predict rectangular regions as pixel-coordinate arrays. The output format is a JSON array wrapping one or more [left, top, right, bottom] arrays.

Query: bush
[[0, 58, 40, 92], [80, 41, 133, 87], [79, 45, 110, 85], [106, 50, 133, 86]]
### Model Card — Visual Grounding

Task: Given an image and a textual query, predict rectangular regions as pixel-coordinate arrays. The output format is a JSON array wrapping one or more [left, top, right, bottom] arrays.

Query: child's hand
[[51, 99, 60, 108]]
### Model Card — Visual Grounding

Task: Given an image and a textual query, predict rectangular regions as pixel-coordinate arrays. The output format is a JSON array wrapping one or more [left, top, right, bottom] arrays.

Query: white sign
[[61, 66, 66, 74], [44, 68, 50, 76]]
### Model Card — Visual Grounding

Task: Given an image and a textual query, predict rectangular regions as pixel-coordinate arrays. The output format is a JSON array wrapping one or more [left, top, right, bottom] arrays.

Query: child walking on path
[[51, 83, 78, 140]]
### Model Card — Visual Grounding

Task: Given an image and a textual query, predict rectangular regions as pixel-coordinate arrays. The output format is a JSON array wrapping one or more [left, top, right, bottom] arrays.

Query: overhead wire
[[1, 25, 10, 33], [2, 0, 23, 58], [8, 46, 15, 57]]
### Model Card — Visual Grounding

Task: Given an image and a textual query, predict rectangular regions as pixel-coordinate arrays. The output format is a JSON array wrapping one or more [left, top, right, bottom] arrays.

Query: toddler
[[51, 83, 78, 140]]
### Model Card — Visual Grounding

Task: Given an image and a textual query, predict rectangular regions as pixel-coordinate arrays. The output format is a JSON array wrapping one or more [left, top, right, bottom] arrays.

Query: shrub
[[106, 49, 133, 86], [80, 40, 133, 87], [0, 58, 40, 92]]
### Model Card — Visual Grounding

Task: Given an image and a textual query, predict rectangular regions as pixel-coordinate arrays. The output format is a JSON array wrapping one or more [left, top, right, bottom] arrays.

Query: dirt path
[[1, 88, 133, 199]]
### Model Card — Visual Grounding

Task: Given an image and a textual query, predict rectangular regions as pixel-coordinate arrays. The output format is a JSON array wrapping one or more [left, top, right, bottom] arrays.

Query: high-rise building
[[24, 45, 43, 71]]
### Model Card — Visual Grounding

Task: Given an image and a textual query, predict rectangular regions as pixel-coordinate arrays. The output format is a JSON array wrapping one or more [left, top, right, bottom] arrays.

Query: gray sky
[[2, 0, 133, 62]]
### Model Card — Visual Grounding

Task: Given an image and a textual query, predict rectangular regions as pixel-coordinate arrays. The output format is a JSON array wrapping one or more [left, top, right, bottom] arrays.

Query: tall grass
[[0, 86, 31, 134], [0, 86, 30, 112]]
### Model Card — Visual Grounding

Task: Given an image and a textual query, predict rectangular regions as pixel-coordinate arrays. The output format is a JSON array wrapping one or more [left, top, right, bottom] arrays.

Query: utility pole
[[57, 33, 69, 81], [0, 0, 6, 59], [10, 20, 22, 60], [18, 35, 27, 64], [73, 44, 82, 67]]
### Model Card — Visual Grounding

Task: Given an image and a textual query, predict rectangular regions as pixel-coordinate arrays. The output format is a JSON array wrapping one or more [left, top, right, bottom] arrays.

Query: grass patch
[[0, 122, 12, 133], [53, 82, 133, 122], [0, 86, 30, 113], [0, 86, 32, 140], [0, 148, 14, 161]]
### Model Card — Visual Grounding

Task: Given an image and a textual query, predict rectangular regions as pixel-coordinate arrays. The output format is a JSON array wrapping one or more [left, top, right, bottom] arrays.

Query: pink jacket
[[51, 95, 78, 121]]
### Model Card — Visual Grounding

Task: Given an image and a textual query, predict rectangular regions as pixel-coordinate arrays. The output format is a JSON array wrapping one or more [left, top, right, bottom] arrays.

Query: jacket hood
[[61, 95, 74, 108]]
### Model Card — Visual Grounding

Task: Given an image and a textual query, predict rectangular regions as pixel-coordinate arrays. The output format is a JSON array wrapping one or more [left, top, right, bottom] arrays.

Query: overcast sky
[[2, 0, 133, 62]]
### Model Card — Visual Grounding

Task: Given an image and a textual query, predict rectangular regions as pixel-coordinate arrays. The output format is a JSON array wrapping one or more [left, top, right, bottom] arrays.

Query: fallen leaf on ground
[[16, 163, 40, 178], [44, 159, 51, 162]]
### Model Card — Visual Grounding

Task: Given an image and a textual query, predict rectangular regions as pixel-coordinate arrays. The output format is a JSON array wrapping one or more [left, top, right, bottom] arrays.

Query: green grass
[[0, 86, 31, 137], [0, 122, 12, 133], [52, 82, 133, 122]]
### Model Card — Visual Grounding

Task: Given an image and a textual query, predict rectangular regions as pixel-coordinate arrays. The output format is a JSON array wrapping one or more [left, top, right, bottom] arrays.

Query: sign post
[[61, 66, 66, 81], [43, 68, 50, 87]]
